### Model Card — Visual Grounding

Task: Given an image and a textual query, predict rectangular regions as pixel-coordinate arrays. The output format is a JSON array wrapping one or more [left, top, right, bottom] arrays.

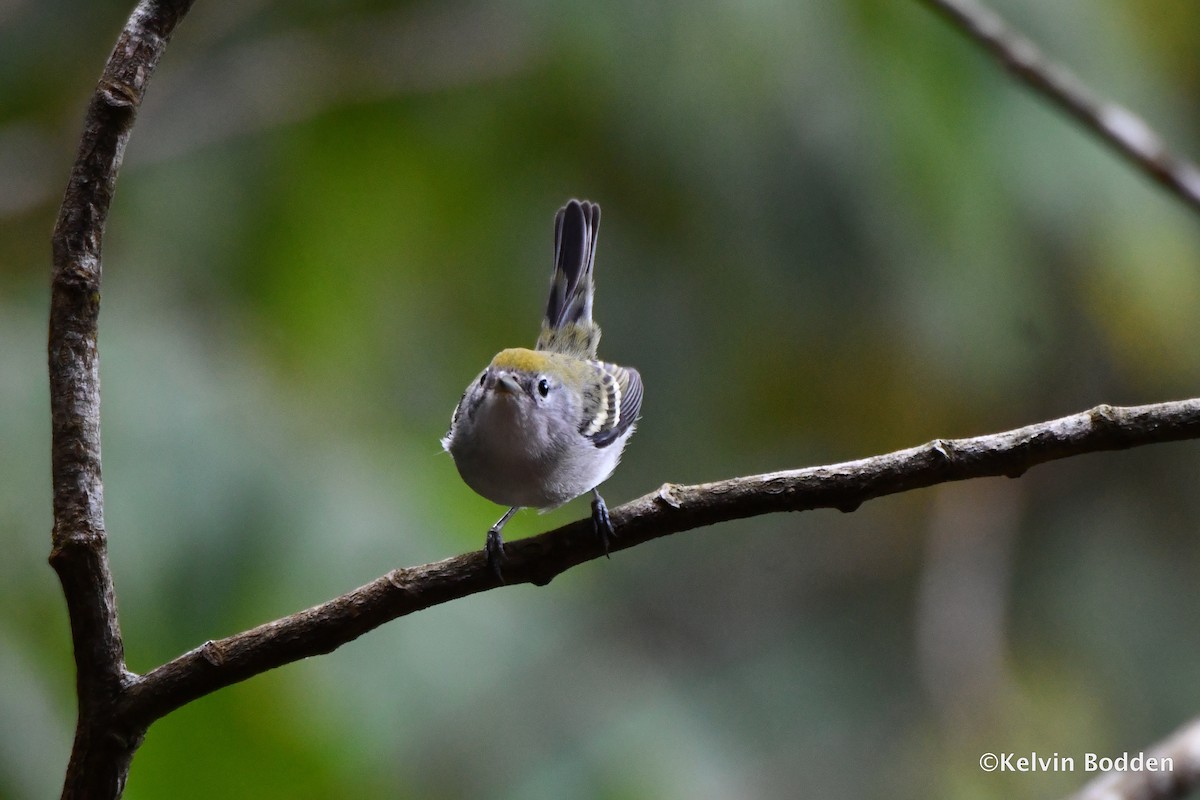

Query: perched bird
[[442, 199, 643, 577]]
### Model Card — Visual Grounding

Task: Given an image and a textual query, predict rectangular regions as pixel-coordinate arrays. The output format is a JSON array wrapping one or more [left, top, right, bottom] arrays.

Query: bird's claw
[[591, 492, 615, 558], [485, 527, 506, 582]]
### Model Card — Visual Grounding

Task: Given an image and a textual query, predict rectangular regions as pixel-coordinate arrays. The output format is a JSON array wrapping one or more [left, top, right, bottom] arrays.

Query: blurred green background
[[4, 0, 1200, 797]]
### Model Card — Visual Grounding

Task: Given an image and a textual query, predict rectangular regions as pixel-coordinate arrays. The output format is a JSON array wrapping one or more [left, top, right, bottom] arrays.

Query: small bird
[[442, 199, 643, 577]]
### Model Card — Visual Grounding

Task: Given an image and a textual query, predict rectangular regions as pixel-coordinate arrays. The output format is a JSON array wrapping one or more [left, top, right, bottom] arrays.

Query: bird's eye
[[478, 372, 486, 387], [537, 378, 551, 398]]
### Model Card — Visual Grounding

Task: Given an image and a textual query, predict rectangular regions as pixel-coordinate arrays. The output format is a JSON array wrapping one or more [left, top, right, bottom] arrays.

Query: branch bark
[[919, 0, 1200, 214], [114, 398, 1200, 728], [49, 1, 196, 798]]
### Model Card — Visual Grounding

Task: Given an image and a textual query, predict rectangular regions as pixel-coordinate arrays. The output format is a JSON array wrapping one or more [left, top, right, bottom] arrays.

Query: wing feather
[[586, 363, 642, 448]]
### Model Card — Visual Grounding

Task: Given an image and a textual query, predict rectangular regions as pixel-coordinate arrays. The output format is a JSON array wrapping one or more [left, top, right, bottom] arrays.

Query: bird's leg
[[486, 506, 519, 581], [591, 488, 615, 558]]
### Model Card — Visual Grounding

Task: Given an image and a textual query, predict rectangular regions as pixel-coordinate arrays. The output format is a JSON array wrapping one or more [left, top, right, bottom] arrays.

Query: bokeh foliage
[[4, 0, 1200, 797]]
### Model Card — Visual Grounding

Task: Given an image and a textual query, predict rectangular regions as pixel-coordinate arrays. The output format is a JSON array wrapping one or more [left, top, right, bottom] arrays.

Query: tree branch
[[115, 398, 1200, 728], [919, 0, 1200, 214], [49, 1, 196, 797], [50, 1, 1200, 795], [1067, 715, 1200, 800]]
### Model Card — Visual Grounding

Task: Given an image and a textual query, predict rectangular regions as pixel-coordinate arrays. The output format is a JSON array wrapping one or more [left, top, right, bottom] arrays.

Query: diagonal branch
[[919, 0, 1200, 214], [49, 1, 196, 797], [116, 398, 1200, 728]]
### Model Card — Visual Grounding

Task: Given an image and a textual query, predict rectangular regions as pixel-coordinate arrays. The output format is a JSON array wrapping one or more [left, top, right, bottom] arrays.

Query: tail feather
[[538, 199, 602, 357], [545, 199, 600, 329]]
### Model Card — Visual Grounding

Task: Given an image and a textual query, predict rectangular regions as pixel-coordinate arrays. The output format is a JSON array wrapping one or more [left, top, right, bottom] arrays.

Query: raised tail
[[537, 199, 601, 357]]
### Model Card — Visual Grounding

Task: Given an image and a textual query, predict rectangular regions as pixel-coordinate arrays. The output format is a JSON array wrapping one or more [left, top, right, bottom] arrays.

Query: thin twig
[[115, 399, 1200, 727], [919, 0, 1200, 214], [1067, 715, 1200, 800], [49, 1, 196, 798]]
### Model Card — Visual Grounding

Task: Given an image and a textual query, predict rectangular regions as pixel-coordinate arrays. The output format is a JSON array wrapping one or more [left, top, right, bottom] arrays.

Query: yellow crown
[[490, 348, 556, 374]]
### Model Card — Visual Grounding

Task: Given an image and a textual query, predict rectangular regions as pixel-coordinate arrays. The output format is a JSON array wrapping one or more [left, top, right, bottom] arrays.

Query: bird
[[442, 199, 643, 578]]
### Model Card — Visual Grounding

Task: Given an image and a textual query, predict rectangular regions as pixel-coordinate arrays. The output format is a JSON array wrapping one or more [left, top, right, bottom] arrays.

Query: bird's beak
[[493, 373, 522, 396]]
